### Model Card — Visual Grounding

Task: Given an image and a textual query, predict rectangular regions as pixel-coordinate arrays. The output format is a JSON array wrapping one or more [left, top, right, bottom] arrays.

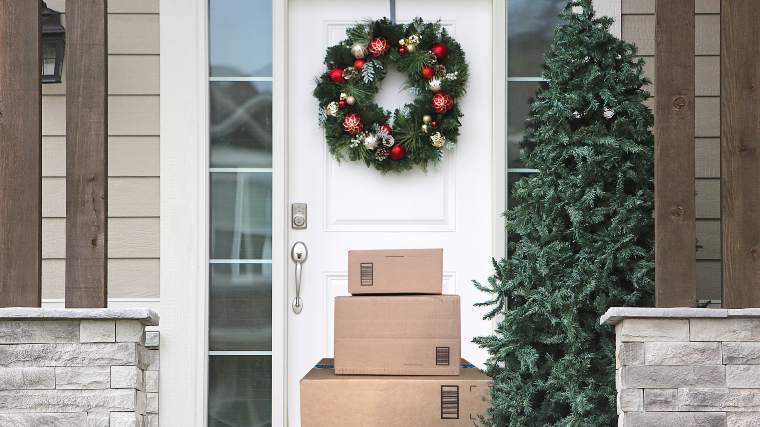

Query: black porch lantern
[[41, 2, 65, 84]]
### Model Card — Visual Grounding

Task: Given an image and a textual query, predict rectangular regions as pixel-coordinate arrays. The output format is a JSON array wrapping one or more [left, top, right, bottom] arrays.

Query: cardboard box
[[301, 358, 491, 427], [334, 295, 460, 375], [348, 248, 443, 295]]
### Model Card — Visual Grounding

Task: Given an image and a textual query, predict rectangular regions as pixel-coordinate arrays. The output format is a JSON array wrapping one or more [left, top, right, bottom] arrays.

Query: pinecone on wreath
[[375, 147, 390, 161]]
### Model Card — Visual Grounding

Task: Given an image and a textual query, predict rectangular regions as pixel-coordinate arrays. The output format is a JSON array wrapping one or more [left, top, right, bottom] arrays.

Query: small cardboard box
[[348, 248, 443, 295], [334, 294, 460, 375], [301, 358, 491, 427]]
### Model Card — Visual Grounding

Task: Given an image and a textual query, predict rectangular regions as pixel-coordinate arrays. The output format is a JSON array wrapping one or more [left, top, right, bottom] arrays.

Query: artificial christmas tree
[[474, 1, 654, 425]]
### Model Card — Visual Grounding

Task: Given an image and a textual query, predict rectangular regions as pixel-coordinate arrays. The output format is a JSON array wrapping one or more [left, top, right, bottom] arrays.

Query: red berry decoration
[[431, 42, 449, 60], [421, 67, 435, 80], [430, 120, 439, 129], [329, 67, 344, 84], [432, 92, 454, 114], [338, 99, 347, 108], [342, 113, 363, 136], [390, 144, 406, 161], [398, 46, 408, 55], [367, 37, 389, 57], [381, 124, 392, 135], [353, 58, 366, 70]]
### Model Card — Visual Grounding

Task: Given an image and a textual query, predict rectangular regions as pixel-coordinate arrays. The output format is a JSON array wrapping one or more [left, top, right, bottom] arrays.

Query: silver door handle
[[291, 241, 308, 314]]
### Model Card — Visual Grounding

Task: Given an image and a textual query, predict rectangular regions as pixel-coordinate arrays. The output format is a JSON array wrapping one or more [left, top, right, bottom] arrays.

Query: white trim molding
[[593, 0, 622, 38], [159, 0, 209, 424], [272, 0, 288, 424]]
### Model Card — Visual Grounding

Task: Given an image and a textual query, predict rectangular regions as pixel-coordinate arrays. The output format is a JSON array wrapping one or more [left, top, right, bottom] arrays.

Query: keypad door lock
[[291, 203, 307, 229]]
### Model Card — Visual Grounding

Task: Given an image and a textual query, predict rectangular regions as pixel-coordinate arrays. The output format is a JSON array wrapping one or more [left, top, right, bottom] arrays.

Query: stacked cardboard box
[[301, 249, 491, 426]]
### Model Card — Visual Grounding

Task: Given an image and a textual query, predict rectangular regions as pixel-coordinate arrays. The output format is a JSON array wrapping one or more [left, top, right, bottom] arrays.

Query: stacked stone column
[[0, 310, 159, 427], [604, 308, 760, 427]]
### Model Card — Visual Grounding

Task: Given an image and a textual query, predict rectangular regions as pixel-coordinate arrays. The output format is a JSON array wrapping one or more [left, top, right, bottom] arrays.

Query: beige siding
[[40, 1, 160, 301], [621, 0, 722, 301], [695, 138, 720, 178]]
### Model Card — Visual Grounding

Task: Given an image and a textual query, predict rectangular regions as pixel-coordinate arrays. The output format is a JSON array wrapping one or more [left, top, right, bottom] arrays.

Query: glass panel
[[208, 356, 272, 427], [210, 263, 272, 351], [210, 81, 273, 168], [508, 82, 546, 168], [210, 172, 273, 260], [209, 0, 273, 77], [42, 44, 56, 76], [508, 0, 565, 76]]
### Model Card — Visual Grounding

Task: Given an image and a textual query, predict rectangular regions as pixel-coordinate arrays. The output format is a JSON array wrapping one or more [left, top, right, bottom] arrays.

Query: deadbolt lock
[[292, 203, 307, 229]]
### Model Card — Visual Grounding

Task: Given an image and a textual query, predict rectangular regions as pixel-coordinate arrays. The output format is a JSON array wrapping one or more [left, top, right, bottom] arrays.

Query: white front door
[[287, 0, 495, 424]]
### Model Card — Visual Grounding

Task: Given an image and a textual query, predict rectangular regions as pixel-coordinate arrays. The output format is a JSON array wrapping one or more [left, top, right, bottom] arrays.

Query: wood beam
[[654, 0, 696, 307], [0, 1, 42, 307], [66, 0, 108, 307], [721, 0, 760, 308]]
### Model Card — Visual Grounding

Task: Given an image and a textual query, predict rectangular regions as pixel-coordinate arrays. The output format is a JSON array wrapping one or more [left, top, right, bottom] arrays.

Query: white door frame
[[159, 0, 504, 424]]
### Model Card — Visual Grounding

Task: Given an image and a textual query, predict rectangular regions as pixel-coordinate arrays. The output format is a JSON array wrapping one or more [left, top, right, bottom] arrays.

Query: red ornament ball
[[398, 46, 408, 55], [421, 66, 435, 80], [432, 92, 454, 114], [390, 144, 406, 161], [381, 124, 393, 135], [329, 67, 344, 84], [338, 99, 347, 108], [430, 120, 439, 129], [431, 42, 449, 60], [368, 37, 389, 57], [353, 58, 366, 70], [342, 113, 363, 136]]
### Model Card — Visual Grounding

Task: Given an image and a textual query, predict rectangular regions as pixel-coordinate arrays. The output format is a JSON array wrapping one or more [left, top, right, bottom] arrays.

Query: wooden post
[[65, 0, 108, 307], [721, 0, 760, 308], [0, 1, 42, 307], [654, 0, 696, 307]]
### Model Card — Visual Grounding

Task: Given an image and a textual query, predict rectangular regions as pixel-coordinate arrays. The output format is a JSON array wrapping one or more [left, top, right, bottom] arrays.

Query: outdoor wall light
[[41, 2, 65, 84]]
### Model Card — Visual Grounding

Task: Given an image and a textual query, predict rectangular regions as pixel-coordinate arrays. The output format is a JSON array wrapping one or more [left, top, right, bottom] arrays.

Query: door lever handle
[[291, 241, 308, 314]]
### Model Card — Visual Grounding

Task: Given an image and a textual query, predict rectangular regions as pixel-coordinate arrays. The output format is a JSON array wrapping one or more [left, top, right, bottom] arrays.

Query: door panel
[[287, 1, 493, 425]]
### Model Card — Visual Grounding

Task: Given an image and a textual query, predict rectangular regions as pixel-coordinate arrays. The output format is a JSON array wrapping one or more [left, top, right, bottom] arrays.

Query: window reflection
[[507, 82, 548, 168], [210, 172, 273, 260], [209, 0, 273, 77], [508, 0, 565, 76], [210, 82, 273, 168], [208, 356, 272, 427], [210, 264, 272, 351]]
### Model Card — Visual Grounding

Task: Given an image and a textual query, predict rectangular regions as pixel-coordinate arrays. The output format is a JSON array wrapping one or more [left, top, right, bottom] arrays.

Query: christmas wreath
[[314, 18, 468, 172]]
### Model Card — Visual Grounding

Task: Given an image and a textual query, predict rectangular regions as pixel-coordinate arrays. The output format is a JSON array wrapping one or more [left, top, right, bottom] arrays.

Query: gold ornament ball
[[398, 38, 406, 46], [430, 132, 446, 148], [325, 102, 339, 117], [345, 96, 356, 105], [422, 115, 432, 124], [421, 124, 429, 133], [351, 43, 366, 59], [406, 44, 416, 53], [340, 92, 347, 100]]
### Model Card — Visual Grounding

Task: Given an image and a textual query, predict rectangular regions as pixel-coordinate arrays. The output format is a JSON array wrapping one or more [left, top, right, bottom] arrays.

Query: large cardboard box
[[301, 358, 490, 427], [334, 294, 460, 375], [348, 248, 443, 295]]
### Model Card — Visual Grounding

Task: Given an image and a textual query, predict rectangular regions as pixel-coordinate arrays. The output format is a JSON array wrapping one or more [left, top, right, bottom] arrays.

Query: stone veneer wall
[[0, 309, 159, 427], [603, 308, 760, 427]]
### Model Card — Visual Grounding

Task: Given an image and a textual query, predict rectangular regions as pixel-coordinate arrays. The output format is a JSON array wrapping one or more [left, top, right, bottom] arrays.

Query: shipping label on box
[[348, 248, 443, 295], [301, 358, 491, 427], [334, 295, 460, 375]]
